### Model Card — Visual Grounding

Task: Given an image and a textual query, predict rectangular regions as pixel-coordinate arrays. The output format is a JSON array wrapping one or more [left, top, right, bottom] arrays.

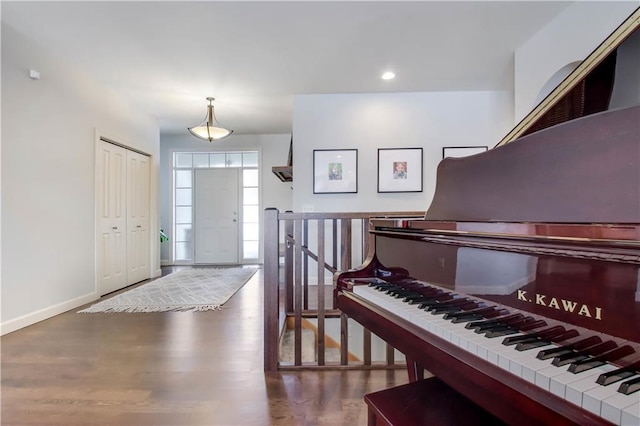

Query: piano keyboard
[[350, 279, 640, 425]]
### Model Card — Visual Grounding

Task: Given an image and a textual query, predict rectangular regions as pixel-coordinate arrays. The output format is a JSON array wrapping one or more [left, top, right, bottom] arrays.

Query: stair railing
[[263, 208, 424, 371]]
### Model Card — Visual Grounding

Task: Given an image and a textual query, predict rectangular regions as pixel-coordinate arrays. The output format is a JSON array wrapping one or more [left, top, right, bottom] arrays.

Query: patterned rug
[[78, 267, 258, 313]]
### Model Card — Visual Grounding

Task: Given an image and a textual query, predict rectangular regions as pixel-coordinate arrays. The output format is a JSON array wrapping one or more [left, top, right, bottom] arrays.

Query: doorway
[[172, 151, 260, 264]]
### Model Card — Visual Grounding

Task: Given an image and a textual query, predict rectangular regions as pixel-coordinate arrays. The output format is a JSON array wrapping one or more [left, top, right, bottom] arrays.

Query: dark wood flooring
[[1, 267, 408, 425]]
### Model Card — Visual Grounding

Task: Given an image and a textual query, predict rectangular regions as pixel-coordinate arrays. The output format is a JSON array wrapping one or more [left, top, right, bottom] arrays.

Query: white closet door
[[194, 168, 239, 264], [126, 150, 150, 285], [96, 141, 127, 295]]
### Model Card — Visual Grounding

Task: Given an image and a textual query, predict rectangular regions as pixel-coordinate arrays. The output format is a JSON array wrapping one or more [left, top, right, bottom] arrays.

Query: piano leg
[[407, 357, 426, 382]]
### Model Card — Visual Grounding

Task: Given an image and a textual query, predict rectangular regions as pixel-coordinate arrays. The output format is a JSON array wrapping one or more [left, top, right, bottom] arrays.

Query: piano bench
[[364, 377, 505, 426]]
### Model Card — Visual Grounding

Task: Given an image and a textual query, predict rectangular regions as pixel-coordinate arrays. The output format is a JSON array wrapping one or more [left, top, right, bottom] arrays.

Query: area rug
[[78, 267, 258, 313]]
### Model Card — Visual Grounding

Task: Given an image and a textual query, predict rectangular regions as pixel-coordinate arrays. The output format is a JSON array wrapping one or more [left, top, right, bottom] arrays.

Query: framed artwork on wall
[[313, 149, 358, 194], [442, 146, 488, 159], [377, 148, 423, 193]]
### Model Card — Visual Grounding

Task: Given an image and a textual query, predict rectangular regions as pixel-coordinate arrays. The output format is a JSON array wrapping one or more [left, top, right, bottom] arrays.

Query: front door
[[194, 169, 239, 264]]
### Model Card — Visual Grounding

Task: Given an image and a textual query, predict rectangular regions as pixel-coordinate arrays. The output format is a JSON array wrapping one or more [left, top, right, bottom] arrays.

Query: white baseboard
[[160, 259, 171, 266], [1, 291, 98, 336]]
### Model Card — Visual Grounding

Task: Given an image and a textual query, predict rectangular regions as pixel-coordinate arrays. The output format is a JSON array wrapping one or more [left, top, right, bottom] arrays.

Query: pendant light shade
[[188, 97, 233, 142]]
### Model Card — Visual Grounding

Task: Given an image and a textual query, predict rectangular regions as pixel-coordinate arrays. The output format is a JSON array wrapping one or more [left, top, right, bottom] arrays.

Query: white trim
[[1, 291, 98, 336]]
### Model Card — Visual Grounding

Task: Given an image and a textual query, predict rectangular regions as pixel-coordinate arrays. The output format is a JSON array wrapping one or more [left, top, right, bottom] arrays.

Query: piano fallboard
[[368, 221, 640, 343]]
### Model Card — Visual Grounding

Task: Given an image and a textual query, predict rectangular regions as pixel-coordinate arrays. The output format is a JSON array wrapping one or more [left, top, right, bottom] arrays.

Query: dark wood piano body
[[336, 104, 639, 425], [335, 14, 640, 423]]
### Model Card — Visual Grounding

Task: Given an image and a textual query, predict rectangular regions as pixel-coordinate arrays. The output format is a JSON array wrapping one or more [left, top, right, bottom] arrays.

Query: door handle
[[137, 225, 142, 228], [112, 226, 118, 230]]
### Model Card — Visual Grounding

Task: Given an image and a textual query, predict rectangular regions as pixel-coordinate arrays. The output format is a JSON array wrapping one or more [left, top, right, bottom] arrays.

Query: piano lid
[[495, 7, 640, 148], [426, 8, 640, 224]]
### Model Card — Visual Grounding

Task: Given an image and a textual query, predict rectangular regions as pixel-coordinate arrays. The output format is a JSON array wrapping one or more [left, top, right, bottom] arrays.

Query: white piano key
[[565, 368, 620, 407], [502, 348, 558, 383], [536, 364, 573, 391], [477, 334, 523, 362], [621, 402, 640, 425], [457, 330, 489, 355], [514, 352, 550, 383], [601, 391, 640, 424], [549, 364, 616, 399], [582, 374, 640, 416]]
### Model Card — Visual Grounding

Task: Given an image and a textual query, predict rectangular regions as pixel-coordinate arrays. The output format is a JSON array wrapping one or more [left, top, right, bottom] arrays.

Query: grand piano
[[335, 9, 640, 426]]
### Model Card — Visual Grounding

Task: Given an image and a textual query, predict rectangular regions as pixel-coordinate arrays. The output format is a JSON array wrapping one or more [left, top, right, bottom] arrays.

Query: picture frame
[[377, 148, 423, 193], [313, 149, 358, 194], [442, 146, 488, 159]]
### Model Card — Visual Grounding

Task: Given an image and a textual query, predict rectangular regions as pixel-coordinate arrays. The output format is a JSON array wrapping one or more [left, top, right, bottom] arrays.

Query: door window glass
[[210, 153, 226, 167], [193, 153, 210, 168], [226, 153, 243, 167]]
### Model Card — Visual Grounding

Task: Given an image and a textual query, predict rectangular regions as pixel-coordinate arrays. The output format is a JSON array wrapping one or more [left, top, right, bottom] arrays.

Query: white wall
[[1, 24, 161, 334], [159, 133, 293, 264], [610, 27, 640, 109], [292, 91, 513, 213], [514, 1, 638, 121]]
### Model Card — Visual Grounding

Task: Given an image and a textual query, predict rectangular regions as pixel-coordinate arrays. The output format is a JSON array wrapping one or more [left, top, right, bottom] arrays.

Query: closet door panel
[[96, 141, 127, 295], [126, 150, 150, 285]]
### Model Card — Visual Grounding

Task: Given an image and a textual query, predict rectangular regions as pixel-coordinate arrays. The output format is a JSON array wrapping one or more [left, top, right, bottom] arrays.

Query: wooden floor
[[1, 267, 408, 425]]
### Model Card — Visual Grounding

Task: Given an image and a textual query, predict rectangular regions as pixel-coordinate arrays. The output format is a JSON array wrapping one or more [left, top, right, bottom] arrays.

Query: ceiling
[[1, 1, 573, 136]]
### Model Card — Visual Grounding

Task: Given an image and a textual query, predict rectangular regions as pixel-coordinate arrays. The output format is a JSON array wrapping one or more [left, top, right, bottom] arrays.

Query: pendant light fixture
[[188, 97, 233, 142]]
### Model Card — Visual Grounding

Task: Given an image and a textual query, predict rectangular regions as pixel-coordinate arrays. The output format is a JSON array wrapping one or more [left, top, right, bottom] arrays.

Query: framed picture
[[313, 149, 358, 194], [377, 148, 423, 193], [442, 146, 488, 159]]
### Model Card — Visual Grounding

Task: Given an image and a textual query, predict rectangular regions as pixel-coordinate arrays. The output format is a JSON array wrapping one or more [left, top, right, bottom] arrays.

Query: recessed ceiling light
[[381, 71, 395, 80]]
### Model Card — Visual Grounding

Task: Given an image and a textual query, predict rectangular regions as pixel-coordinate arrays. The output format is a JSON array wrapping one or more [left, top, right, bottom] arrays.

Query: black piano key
[[430, 300, 481, 315], [427, 298, 473, 313], [516, 329, 579, 352], [484, 326, 520, 338], [596, 361, 640, 386], [552, 340, 617, 366], [429, 304, 465, 315], [474, 315, 530, 334], [403, 295, 433, 304], [536, 335, 602, 360], [476, 314, 529, 333], [392, 290, 419, 298], [503, 325, 565, 346], [446, 312, 484, 323], [466, 313, 523, 331], [568, 345, 635, 374], [618, 376, 640, 395], [418, 295, 453, 309], [444, 306, 505, 323], [407, 297, 438, 306], [486, 319, 546, 339], [481, 317, 536, 336]]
